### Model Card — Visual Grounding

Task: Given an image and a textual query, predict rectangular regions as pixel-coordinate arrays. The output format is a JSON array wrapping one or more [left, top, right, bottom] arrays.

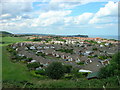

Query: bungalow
[[18, 54, 24, 57], [99, 59, 110, 65], [84, 51, 94, 56], [105, 43, 110, 46], [37, 46, 43, 49], [16, 48, 18, 51], [97, 41, 101, 44], [12, 46, 16, 49], [24, 47, 28, 50], [100, 45, 104, 48], [50, 46, 55, 49], [86, 72, 99, 80], [44, 46, 49, 49], [30, 46, 36, 50], [36, 67, 42, 70], [85, 59, 92, 64], [55, 54, 60, 57], [79, 69, 92, 73], [43, 63, 48, 67], [75, 59, 81, 63], [30, 60, 37, 63]]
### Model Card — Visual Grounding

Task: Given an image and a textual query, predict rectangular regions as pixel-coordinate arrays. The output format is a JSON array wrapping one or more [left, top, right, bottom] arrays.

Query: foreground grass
[[2, 46, 35, 81]]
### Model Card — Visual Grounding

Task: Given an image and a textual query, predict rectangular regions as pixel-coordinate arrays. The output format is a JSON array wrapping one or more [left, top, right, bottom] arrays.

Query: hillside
[[0, 31, 13, 37]]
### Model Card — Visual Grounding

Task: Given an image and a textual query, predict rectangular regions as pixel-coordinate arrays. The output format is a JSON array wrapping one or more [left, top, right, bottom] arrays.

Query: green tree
[[46, 62, 65, 79], [64, 65, 72, 73], [99, 52, 120, 78]]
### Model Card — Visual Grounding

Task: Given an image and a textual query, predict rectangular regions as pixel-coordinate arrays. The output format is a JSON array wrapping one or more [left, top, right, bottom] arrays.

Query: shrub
[[32, 38, 42, 41], [30, 71, 46, 79], [88, 56, 94, 58], [77, 62, 84, 65], [64, 65, 72, 73], [35, 69, 46, 75], [92, 48, 98, 51], [27, 62, 40, 69], [98, 56, 108, 60], [94, 55, 98, 57], [46, 62, 65, 79], [64, 74, 73, 79]]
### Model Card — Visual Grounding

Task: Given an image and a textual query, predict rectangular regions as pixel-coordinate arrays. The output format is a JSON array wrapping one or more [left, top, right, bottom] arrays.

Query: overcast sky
[[0, 0, 119, 35]]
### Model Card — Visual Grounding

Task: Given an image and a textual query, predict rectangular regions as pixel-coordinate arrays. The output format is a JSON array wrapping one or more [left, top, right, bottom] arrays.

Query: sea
[[89, 35, 120, 40]]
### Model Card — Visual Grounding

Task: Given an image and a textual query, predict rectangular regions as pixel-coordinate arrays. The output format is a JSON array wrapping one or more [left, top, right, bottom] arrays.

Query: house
[[84, 51, 94, 56], [30, 46, 36, 50], [24, 47, 28, 50], [36, 67, 42, 70], [18, 54, 24, 57], [85, 59, 92, 64], [100, 45, 104, 48], [30, 60, 37, 63], [79, 69, 92, 73], [37, 46, 43, 49], [75, 59, 81, 63], [16, 48, 18, 51], [97, 41, 101, 44], [105, 43, 110, 46], [44, 46, 49, 49], [50, 46, 55, 49], [12, 46, 16, 49], [86, 72, 99, 80], [36, 50, 44, 54], [43, 63, 48, 67], [99, 59, 110, 65]]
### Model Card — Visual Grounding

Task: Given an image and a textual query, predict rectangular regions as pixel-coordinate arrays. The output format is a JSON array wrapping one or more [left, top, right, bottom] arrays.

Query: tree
[[98, 52, 120, 78], [46, 62, 65, 79], [64, 65, 72, 73]]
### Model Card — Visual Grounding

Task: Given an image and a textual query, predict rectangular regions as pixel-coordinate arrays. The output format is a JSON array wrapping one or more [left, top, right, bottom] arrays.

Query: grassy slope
[[1, 37, 36, 82], [2, 46, 34, 81]]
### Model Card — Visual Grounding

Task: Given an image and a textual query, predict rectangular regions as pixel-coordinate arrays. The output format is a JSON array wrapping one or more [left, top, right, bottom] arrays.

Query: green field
[[1, 37, 29, 46], [1, 36, 120, 88]]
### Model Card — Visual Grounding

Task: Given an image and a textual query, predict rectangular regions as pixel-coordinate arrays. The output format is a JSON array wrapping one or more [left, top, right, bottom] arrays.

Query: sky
[[0, 0, 119, 36]]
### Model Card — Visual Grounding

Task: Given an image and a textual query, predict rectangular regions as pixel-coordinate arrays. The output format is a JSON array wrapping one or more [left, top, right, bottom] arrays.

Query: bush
[[77, 61, 84, 65], [64, 74, 73, 79], [26, 58, 33, 62], [46, 62, 65, 79], [92, 48, 98, 51], [64, 65, 72, 73], [32, 38, 42, 41], [30, 71, 46, 79], [27, 62, 40, 69], [88, 56, 94, 58], [98, 55, 108, 60], [35, 69, 46, 75]]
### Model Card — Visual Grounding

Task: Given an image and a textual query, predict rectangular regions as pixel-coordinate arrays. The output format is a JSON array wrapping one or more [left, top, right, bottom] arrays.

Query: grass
[[0, 36, 29, 46], [2, 46, 35, 81], [1, 37, 37, 83]]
